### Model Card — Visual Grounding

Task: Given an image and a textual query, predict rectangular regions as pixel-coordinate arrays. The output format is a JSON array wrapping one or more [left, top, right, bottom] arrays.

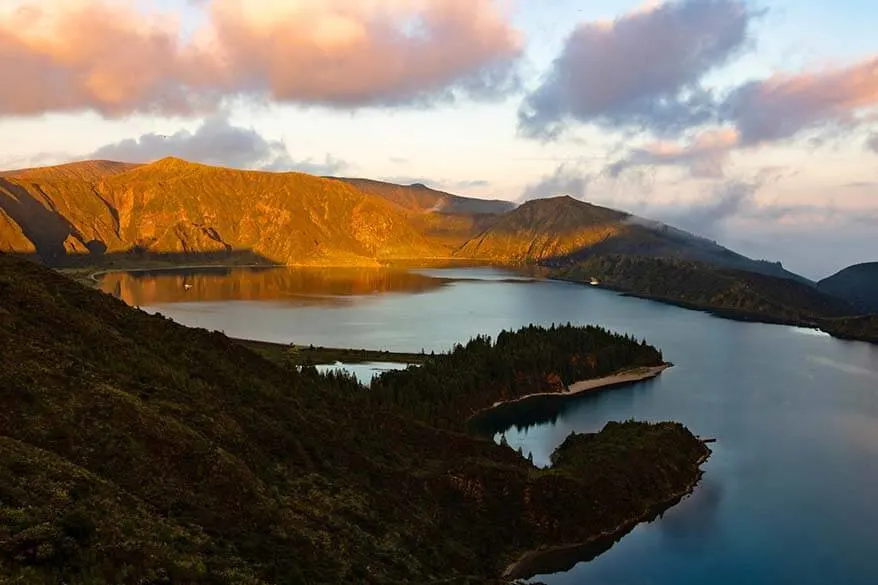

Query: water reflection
[[99, 266, 454, 307], [316, 361, 410, 386], [470, 378, 662, 438], [97, 265, 878, 585]]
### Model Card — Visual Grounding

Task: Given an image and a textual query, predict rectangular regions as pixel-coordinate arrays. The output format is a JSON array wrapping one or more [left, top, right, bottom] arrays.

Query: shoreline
[[61, 256, 480, 286], [502, 448, 712, 580], [474, 364, 671, 418], [230, 337, 429, 367]]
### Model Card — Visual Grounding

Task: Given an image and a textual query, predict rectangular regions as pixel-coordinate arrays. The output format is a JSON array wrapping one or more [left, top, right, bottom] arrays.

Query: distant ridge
[[0, 157, 438, 264], [338, 177, 515, 215], [819, 262, 878, 313], [0, 159, 140, 182], [0, 157, 805, 284], [460, 195, 805, 282]]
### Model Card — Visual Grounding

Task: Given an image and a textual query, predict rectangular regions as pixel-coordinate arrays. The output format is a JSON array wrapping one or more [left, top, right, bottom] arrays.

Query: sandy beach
[[489, 363, 671, 409]]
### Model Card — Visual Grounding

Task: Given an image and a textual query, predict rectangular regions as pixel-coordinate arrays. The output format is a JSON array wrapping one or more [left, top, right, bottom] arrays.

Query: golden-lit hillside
[[0, 158, 447, 265], [0, 158, 817, 284], [459, 196, 631, 262]]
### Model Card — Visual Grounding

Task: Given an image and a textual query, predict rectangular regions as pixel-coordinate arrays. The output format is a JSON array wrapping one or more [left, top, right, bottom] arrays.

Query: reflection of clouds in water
[[316, 362, 410, 386], [808, 356, 878, 379], [832, 413, 878, 455], [789, 327, 831, 337]]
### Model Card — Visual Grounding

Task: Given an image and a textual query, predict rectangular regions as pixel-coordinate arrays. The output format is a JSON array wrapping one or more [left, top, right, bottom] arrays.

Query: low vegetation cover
[[0, 253, 707, 583], [371, 324, 664, 431], [555, 255, 858, 324]]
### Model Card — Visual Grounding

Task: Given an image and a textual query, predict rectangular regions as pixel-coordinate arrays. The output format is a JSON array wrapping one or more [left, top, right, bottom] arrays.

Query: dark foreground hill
[[0, 253, 708, 584], [818, 262, 878, 314]]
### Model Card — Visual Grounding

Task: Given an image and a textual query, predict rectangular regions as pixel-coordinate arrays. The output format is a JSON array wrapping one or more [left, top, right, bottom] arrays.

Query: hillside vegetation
[[372, 324, 663, 431], [3, 157, 873, 342], [555, 256, 853, 322], [0, 158, 442, 265], [818, 262, 878, 314], [0, 253, 709, 584], [0, 160, 803, 282], [462, 197, 805, 282]]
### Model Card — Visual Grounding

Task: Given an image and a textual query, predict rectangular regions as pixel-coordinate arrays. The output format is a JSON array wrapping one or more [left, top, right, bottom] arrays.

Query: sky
[[0, 0, 876, 278]]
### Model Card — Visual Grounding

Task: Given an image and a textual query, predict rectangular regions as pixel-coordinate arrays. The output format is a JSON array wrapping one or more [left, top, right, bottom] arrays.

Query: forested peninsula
[[0, 253, 709, 584]]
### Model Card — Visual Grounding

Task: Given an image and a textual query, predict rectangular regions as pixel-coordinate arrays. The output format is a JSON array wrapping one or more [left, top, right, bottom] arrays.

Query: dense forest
[[0, 253, 707, 584], [371, 324, 664, 431]]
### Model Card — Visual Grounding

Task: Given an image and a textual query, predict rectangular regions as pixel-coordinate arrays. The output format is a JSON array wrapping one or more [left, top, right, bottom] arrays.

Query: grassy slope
[[336, 178, 513, 251], [459, 197, 806, 282], [0, 254, 708, 584], [0, 158, 441, 265], [458, 196, 628, 262]]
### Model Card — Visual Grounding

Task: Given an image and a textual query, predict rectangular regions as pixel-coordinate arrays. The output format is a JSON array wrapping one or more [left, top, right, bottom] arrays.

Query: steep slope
[[458, 196, 629, 261], [818, 262, 878, 313], [0, 207, 35, 253], [0, 158, 440, 265], [338, 178, 515, 215], [0, 253, 708, 584], [338, 177, 515, 249], [459, 196, 806, 282]]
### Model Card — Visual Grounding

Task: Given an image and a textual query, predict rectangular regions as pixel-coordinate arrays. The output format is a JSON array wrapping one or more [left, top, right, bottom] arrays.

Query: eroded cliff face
[[0, 158, 441, 265], [0, 207, 35, 253]]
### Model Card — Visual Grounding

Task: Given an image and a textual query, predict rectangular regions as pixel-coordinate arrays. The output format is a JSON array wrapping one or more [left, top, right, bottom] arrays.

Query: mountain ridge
[[0, 158, 445, 265], [0, 158, 808, 284], [818, 262, 878, 314], [463, 195, 808, 283]]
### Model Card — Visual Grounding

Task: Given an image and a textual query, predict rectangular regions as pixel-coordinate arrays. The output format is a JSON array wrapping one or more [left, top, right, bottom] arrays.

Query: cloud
[[377, 176, 492, 194], [0, 0, 522, 117], [277, 155, 349, 176], [722, 57, 878, 145], [658, 179, 757, 235], [519, 0, 753, 139], [90, 117, 347, 173], [521, 163, 590, 201], [867, 133, 878, 153], [607, 128, 740, 178]]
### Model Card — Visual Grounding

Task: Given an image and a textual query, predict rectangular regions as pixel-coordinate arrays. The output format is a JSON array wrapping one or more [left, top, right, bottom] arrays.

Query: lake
[[99, 266, 878, 585]]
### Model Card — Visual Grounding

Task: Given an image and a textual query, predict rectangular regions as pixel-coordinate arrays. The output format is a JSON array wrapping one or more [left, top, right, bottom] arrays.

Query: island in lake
[[0, 252, 709, 584]]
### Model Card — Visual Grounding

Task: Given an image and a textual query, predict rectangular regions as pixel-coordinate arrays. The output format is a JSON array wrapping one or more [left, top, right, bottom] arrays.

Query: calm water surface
[[100, 266, 878, 585]]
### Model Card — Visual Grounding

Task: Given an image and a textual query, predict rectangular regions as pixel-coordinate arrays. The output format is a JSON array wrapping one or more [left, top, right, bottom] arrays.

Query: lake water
[[99, 266, 878, 585]]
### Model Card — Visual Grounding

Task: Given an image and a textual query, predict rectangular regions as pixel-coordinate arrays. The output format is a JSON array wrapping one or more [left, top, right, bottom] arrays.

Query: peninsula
[[0, 252, 708, 584]]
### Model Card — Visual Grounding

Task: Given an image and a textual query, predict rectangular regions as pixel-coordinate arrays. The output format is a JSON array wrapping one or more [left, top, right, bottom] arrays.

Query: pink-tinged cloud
[[724, 57, 878, 144], [207, 0, 522, 106], [519, 0, 753, 139], [0, 0, 522, 117], [607, 128, 741, 178]]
